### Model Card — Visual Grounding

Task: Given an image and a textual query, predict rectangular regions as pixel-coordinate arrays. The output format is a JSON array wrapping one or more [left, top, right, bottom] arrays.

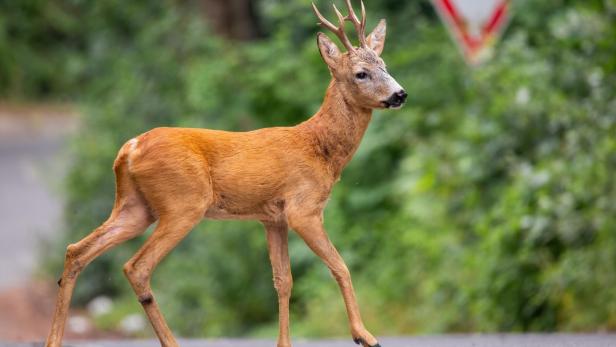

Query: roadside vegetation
[[1, 0, 615, 337]]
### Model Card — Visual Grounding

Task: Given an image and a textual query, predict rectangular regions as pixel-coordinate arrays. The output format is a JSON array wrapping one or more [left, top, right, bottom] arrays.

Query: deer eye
[[355, 72, 368, 80]]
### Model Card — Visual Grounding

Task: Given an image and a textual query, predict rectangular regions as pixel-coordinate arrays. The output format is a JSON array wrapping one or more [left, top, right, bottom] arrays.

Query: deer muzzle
[[383, 89, 408, 109]]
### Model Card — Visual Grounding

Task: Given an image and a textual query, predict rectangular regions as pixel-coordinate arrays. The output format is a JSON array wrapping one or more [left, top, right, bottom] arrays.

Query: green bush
[[3, 0, 614, 337]]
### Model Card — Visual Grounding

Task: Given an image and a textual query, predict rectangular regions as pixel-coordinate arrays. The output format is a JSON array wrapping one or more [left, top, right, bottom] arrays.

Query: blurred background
[[0, 0, 615, 342]]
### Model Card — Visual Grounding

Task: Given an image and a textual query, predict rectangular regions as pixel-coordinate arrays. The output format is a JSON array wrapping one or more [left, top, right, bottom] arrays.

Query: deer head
[[313, 0, 407, 110]]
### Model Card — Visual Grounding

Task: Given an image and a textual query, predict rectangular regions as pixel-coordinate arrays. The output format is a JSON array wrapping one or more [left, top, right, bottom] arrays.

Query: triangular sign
[[432, 0, 511, 65]]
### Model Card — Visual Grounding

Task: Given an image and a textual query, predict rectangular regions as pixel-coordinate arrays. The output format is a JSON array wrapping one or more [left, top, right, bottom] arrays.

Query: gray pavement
[[0, 107, 77, 289], [3, 335, 616, 347]]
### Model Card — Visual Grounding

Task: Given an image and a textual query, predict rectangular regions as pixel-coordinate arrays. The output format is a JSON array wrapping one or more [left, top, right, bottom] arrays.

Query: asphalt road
[[0, 108, 76, 289], [3, 335, 616, 347]]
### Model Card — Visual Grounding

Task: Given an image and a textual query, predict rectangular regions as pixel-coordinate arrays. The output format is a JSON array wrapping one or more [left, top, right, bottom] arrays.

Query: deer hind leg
[[288, 214, 380, 347], [123, 206, 206, 347], [45, 195, 153, 347], [264, 221, 293, 347], [122, 159, 211, 347]]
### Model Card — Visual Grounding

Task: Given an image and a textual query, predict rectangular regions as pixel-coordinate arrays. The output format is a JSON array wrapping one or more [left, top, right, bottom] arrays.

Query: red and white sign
[[432, 0, 511, 65]]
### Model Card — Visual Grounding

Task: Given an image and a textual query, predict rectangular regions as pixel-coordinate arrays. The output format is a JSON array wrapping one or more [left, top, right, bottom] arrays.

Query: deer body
[[46, 2, 406, 347], [125, 80, 371, 223]]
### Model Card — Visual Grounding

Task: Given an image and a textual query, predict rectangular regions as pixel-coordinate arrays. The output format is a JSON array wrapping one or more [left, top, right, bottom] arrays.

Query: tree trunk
[[200, 0, 262, 41]]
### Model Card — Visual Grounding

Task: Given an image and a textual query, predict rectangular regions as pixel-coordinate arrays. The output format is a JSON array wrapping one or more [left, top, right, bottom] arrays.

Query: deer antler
[[312, 2, 355, 51], [312, 0, 368, 52], [344, 0, 367, 48]]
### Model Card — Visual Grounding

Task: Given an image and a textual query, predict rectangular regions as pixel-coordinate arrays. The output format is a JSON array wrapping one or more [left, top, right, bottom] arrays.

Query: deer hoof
[[353, 338, 381, 347]]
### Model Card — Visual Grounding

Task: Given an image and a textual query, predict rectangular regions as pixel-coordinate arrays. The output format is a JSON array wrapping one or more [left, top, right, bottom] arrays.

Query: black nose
[[385, 90, 408, 108], [394, 90, 408, 103]]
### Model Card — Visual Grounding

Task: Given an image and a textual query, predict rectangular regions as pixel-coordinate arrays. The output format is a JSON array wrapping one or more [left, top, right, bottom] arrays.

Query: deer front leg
[[263, 221, 293, 347], [289, 214, 380, 347]]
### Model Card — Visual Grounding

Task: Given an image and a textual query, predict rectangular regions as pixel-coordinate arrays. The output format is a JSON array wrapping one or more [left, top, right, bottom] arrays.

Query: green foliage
[[4, 0, 615, 337]]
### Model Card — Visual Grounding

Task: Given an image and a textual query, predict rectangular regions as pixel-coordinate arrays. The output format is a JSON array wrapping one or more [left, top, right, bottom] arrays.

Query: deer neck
[[299, 79, 373, 179]]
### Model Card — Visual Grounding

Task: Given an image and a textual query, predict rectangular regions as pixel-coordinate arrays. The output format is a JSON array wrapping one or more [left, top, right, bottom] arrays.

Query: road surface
[[2, 335, 616, 347], [0, 105, 76, 289]]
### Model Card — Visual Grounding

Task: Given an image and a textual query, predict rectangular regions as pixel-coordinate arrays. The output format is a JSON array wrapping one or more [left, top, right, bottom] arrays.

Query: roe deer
[[46, 1, 406, 346]]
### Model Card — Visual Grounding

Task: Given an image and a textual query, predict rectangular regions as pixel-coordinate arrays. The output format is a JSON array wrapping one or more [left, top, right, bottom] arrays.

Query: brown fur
[[45, 2, 405, 347]]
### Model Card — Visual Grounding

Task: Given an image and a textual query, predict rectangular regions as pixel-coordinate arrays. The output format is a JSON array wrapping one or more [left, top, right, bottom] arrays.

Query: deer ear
[[317, 32, 341, 70], [366, 19, 387, 56]]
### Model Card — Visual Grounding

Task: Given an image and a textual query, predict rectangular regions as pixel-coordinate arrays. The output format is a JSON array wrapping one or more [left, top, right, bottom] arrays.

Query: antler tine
[[332, 4, 346, 30], [312, 3, 337, 34], [312, 2, 355, 52], [344, 0, 368, 47], [361, 0, 367, 34]]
